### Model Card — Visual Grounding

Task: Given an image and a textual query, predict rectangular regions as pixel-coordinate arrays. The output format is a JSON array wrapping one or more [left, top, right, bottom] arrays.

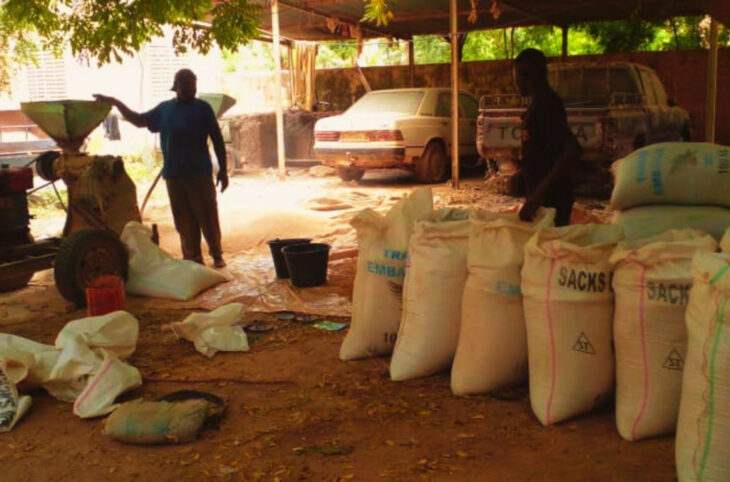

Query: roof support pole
[[272, 0, 287, 179], [562, 27, 568, 59], [408, 40, 415, 87], [450, 0, 460, 189], [705, 17, 718, 143]]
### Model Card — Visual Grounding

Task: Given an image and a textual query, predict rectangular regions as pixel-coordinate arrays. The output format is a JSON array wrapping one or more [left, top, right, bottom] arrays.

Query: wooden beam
[[450, 0, 460, 189], [705, 17, 718, 143], [562, 26, 568, 59], [272, 0, 287, 179]]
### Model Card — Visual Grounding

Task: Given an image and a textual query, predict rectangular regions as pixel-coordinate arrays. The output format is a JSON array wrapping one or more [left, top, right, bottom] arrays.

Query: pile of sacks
[[340, 162, 730, 480], [611, 142, 730, 240]]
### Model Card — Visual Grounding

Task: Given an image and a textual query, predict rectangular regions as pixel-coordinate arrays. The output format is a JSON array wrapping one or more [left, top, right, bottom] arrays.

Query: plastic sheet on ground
[[135, 250, 355, 318], [0, 311, 142, 424]]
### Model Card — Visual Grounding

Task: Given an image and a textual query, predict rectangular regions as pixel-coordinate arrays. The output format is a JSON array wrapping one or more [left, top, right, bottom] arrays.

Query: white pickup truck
[[313, 88, 481, 183], [477, 61, 691, 194]]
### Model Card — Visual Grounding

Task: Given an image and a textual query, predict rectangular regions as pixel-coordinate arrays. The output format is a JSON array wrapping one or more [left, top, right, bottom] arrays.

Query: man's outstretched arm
[[93, 94, 148, 128]]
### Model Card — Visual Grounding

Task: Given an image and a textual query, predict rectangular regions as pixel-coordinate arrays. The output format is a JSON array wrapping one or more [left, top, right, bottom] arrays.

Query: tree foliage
[[0, 0, 260, 65]]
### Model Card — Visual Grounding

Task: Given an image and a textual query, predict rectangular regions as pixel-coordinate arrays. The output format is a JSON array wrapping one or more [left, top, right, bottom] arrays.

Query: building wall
[[315, 49, 730, 145]]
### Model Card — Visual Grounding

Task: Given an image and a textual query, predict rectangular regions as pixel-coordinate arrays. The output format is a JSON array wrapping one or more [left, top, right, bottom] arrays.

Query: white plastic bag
[[611, 143, 730, 210], [168, 303, 249, 358], [451, 209, 554, 395], [0, 311, 141, 419], [612, 205, 730, 241], [340, 188, 433, 360], [675, 251, 730, 481], [390, 208, 471, 381], [121, 221, 229, 300], [522, 224, 622, 425], [611, 230, 717, 441]]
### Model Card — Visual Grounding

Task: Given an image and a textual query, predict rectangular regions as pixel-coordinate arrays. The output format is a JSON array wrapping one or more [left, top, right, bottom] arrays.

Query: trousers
[[165, 176, 222, 262]]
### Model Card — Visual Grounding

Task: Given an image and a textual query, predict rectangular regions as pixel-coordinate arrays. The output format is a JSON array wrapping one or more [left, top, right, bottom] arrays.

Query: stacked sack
[[451, 209, 555, 395], [340, 188, 433, 360], [390, 208, 471, 381], [611, 143, 730, 241], [610, 230, 717, 441], [522, 224, 622, 425], [675, 250, 730, 481]]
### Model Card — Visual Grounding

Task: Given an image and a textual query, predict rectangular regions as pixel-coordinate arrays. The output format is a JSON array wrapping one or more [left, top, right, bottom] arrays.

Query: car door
[[650, 71, 684, 140], [458, 93, 479, 158], [434, 92, 453, 147], [638, 68, 662, 144]]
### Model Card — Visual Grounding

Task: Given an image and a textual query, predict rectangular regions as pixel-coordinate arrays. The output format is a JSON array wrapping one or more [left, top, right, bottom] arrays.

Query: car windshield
[[550, 66, 640, 107], [346, 91, 424, 115]]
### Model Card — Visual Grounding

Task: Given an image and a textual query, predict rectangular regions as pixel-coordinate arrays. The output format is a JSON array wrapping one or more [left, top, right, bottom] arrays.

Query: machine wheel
[[336, 167, 365, 182], [414, 141, 449, 184], [54, 229, 128, 306]]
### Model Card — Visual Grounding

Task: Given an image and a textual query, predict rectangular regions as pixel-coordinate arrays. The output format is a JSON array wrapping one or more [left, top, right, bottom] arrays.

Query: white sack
[[611, 143, 730, 210], [169, 303, 249, 358], [451, 209, 555, 396], [340, 188, 433, 360], [613, 205, 730, 242], [0, 311, 141, 419], [611, 230, 717, 441], [121, 221, 229, 300], [675, 251, 730, 481], [522, 224, 622, 425], [390, 209, 471, 381]]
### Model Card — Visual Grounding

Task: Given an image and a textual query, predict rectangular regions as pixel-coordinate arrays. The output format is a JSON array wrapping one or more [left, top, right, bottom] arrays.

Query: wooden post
[[705, 18, 718, 143], [408, 40, 415, 87], [450, 0, 460, 189], [562, 26, 568, 59], [271, 0, 287, 179]]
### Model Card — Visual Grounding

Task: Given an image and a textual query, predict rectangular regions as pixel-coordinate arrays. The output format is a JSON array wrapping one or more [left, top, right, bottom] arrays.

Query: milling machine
[[0, 100, 143, 305]]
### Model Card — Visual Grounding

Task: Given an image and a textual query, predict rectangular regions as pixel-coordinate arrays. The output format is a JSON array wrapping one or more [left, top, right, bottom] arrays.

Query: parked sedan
[[313, 88, 481, 183]]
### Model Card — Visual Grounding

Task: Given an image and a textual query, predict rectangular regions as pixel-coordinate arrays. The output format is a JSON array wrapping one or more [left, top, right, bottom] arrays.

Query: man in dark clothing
[[514, 49, 581, 227], [95, 68, 229, 267]]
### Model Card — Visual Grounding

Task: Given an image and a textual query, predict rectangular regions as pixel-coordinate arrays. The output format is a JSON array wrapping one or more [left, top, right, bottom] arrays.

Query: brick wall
[[315, 49, 730, 145]]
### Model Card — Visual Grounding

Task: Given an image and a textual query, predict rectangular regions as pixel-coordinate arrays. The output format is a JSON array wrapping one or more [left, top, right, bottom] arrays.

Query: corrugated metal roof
[[257, 0, 728, 42]]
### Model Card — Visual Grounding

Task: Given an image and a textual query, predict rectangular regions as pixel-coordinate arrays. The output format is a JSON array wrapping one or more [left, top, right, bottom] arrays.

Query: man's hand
[[519, 196, 541, 222], [93, 94, 116, 104], [217, 171, 229, 193]]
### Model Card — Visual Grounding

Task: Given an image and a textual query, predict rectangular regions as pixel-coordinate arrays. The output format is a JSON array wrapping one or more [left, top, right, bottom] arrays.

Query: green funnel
[[199, 93, 236, 119], [20, 100, 111, 152]]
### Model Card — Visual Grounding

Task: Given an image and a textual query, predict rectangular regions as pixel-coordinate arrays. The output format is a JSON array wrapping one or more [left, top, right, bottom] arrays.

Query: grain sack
[[339, 188, 433, 360], [611, 143, 730, 210], [522, 224, 622, 425], [611, 230, 717, 442], [675, 251, 730, 481], [613, 205, 730, 241], [450, 208, 555, 396], [390, 209, 471, 381]]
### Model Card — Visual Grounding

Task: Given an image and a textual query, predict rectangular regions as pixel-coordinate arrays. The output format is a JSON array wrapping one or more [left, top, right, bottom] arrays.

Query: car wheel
[[414, 141, 449, 184], [680, 123, 691, 142], [336, 167, 365, 182]]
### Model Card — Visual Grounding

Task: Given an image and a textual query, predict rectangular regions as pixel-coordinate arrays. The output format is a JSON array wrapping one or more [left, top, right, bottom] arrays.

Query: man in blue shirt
[[95, 69, 228, 267]]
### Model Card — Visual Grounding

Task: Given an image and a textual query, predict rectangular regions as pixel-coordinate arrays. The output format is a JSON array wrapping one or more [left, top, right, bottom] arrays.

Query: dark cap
[[171, 68, 196, 91]]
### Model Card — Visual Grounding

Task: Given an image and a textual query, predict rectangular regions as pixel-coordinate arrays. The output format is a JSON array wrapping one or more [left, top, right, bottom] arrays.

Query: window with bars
[[26, 51, 68, 101]]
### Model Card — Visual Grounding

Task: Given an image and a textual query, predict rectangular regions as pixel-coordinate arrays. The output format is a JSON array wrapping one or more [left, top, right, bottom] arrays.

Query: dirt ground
[[0, 168, 674, 481]]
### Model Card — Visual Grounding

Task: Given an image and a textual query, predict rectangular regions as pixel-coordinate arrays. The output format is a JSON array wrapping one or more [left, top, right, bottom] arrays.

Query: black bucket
[[267, 238, 312, 278], [282, 243, 330, 288]]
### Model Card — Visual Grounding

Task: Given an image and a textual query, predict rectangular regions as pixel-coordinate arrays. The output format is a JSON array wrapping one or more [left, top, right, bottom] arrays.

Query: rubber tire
[[414, 142, 449, 184], [336, 167, 365, 182], [54, 229, 128, 306]]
